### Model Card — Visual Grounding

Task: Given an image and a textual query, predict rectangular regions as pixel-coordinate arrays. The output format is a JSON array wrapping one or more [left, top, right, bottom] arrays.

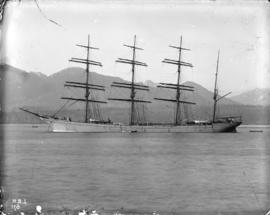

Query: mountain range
[[230, 88, 270, 106], [0, 64, 269, 124]]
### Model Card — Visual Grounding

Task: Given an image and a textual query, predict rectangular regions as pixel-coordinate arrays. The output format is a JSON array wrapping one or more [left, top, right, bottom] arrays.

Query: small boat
[[249, 130, 263, 132]]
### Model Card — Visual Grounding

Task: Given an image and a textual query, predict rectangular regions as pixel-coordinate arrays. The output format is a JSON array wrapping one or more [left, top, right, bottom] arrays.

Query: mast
[[175, 36, 183, 125], [154, 36, 195, 125], [130, 35, 137, 125], [212, 50, 232, 123], [108, 35, 151, 125], [63, 35, 106, 123], [212, 50, 219, 123]]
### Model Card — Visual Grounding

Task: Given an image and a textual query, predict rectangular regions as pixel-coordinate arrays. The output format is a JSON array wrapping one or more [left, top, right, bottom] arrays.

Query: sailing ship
[[21, 35, 242, 132]]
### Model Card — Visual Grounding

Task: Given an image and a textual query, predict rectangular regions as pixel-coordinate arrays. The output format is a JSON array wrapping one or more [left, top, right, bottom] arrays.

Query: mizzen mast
[[212, 50, 220, 123], [61, 35, 106, 123], [108, 35, 151, 125], [154, 36, 195, 125], [212, 50, 232, 122]]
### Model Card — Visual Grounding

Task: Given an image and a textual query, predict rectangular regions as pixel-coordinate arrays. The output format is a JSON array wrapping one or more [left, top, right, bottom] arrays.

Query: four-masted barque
[[21, 35, 242, 132]]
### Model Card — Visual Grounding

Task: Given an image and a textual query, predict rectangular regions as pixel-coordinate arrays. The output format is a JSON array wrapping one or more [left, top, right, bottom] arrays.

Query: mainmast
[[155, 36, 195, 125], [61, 35, 106, 123], [108, 35, 151, 125], [212, 50, 232, 123]]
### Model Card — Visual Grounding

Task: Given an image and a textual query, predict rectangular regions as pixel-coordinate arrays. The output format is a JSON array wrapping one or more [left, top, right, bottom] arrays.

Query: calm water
[[2, 124, 270, 214]]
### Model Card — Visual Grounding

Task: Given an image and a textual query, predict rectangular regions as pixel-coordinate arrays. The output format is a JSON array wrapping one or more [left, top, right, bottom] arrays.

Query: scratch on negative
[[0, 0, 8, 23], [33, 0, 63, 28]]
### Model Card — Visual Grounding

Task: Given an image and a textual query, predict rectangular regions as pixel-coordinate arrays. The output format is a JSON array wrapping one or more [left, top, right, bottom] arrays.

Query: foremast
[[155, 36, 195, 125], [108, 35, 151, 125], [61, 35, 107, 123]]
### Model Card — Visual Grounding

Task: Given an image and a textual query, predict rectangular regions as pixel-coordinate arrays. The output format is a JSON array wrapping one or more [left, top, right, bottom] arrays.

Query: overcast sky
[[2, 0, 270, 95]]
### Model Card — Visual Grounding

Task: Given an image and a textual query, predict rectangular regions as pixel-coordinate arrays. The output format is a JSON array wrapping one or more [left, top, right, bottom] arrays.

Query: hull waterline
[[44, 119, 241, 133]]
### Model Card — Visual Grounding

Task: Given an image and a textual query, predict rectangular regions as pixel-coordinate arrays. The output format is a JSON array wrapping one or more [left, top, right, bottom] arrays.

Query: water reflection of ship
[[21, 35, 241, 132]]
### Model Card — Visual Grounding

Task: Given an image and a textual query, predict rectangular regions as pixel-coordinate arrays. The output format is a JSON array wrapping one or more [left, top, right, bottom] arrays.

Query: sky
[[1, 0, 270, 95]]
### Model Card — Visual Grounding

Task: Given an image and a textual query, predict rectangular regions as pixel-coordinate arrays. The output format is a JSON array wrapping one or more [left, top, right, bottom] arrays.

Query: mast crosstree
[[61, 35, 106, 123], [108, 35, 151, 125], [154, 36, 195, 125]]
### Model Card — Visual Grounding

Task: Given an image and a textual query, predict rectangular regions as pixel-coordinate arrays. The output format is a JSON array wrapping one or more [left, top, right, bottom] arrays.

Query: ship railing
[[215, 116, 242, 123], [186, 120, 212, 125]]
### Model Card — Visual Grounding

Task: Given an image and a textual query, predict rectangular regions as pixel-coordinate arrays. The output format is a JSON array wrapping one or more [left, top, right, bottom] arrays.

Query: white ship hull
[[44, 118, 241, 133]]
